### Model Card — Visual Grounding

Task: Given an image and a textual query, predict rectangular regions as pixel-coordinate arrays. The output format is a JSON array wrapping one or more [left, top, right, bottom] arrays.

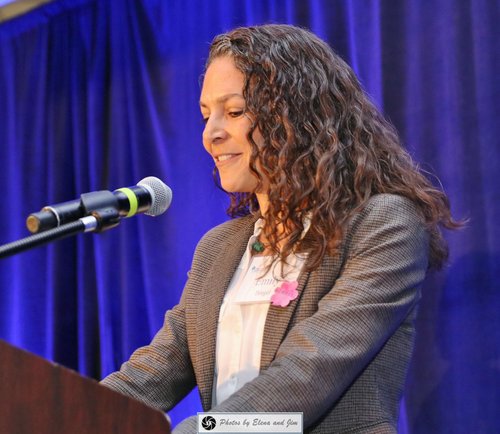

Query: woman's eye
[[201, 116, 209, 124], [228, 110, 244, 118]]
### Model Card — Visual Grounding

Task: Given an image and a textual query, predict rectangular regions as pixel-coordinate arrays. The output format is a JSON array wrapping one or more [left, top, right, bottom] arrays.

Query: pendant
[[251, 240, 265, 253]]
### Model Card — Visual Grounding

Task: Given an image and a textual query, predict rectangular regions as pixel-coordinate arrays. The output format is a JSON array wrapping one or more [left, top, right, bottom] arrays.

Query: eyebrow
[[199, 93, 245, 108]]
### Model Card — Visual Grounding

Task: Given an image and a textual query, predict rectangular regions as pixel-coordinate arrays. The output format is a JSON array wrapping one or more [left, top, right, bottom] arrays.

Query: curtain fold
[[0, 0, 498, 431]]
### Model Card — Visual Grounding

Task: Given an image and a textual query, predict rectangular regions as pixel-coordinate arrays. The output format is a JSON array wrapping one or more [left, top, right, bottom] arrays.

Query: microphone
[[26, 176, 172, 234]]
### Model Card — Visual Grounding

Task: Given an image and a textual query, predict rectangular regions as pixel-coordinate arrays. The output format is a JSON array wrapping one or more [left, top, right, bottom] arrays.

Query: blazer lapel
[[194, 217, 342, 407], [195, 216, 257, 410], [260, 253, 342, 371], [260, 266, 311, 371]]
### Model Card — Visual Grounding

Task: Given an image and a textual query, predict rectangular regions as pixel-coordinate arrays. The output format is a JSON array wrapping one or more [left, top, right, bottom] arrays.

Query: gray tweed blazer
[[101, 194, 429, 433]]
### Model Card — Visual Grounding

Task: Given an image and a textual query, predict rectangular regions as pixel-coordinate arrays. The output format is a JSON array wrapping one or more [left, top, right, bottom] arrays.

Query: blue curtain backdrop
[[0, 0, 498, 432]]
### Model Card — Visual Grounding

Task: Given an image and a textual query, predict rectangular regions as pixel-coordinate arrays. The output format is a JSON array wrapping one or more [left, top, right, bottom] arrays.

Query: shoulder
[[344, 193, 429, 258], [200, 214, 257, 243], [185, 214, 256, 282], [350, 193, 425, 230], [193, 214, 257, 258]]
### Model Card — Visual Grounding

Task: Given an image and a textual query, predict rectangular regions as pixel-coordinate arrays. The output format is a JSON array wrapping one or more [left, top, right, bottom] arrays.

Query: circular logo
[[201, 415, 217, 431]]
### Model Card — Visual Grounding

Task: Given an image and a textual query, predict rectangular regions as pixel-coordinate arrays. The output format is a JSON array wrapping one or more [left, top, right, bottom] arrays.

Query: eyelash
[[201, 110, 244, 124]]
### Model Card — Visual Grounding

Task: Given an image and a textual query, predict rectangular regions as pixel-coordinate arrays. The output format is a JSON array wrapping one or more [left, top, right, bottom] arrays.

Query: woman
[[102, 24, 459, 433]]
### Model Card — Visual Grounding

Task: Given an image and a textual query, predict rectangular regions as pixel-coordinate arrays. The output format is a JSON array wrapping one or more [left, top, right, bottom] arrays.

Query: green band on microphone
[[117, 188, 138, 217]]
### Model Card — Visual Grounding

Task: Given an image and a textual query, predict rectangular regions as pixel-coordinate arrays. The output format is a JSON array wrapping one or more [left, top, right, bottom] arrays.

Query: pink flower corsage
[[270, 281, 299, 307]]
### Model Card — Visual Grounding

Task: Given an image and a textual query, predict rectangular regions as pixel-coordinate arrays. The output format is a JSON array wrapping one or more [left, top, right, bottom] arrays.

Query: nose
[[203, 115, 228, 152]]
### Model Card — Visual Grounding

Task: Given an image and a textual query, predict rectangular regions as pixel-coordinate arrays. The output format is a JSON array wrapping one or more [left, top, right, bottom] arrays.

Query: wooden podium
[[0, 340, 170, 434]]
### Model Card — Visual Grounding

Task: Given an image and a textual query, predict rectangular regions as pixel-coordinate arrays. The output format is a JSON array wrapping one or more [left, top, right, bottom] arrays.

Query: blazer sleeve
[[99, 216, 253, 420], [100, 283, 196, 412], [175, 194, 430, 432]]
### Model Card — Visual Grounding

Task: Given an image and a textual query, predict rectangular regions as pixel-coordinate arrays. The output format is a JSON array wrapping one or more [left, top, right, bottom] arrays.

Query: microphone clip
[[90, 207, 121, 233]]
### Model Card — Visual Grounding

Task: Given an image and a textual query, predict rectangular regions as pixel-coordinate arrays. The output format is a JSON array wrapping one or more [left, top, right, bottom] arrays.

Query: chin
[[222, 185, 245, 193], [220, 178, 257, 194]]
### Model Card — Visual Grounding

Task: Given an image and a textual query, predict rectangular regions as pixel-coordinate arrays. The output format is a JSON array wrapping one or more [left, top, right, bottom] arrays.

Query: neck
[[256, 193, 269, 216], [254, 193, 290, 252]]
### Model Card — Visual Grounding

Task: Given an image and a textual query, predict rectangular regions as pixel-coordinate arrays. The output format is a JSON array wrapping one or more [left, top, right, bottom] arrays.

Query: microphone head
[[137, 176, 172, 216]]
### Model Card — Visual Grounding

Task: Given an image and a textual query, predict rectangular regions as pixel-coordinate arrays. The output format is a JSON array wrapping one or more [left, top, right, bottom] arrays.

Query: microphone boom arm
[[0, 208, 120, 259]]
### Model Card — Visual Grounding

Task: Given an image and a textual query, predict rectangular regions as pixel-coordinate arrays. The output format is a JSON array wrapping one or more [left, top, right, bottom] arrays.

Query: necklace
[[251, 239, 265, 253]]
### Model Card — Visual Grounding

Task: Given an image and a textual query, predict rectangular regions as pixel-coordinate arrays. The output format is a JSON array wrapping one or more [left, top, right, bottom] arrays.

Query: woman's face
[[200, 56, 260, 193]]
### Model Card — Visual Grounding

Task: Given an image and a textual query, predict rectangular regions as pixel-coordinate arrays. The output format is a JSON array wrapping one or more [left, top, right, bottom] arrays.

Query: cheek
[[248, 126, 265, 152], [251, 127, 263, 142]]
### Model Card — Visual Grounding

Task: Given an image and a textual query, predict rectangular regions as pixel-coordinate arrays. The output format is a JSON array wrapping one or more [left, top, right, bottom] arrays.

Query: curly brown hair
[[206, 24, 461, 270]]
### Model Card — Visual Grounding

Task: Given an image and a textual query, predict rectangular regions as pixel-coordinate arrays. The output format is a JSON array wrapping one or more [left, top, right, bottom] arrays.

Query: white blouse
[[213, 218, 308, 406]]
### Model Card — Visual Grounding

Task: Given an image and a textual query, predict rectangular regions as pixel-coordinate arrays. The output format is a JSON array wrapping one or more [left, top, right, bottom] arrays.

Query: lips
[[214, 153, 242, 166]]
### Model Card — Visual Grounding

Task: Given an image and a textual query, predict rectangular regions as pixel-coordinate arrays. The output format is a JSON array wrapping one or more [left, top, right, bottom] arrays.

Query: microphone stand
[[0, 208, 120, 259]]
